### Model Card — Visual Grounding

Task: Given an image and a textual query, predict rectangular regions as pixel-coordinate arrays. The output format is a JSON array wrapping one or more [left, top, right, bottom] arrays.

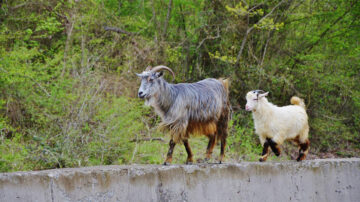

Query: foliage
[[0, 0, 359, 172]]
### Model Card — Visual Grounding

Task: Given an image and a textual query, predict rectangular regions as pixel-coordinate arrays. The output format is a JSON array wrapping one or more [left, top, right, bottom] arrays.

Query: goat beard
[[144, 96, 154, 106], [144, 98, 150, 106], [144, 93, 159, 107]]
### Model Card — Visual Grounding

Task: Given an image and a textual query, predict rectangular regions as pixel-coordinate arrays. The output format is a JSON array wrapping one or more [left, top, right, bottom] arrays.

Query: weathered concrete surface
[[0, 158, 359, 202]]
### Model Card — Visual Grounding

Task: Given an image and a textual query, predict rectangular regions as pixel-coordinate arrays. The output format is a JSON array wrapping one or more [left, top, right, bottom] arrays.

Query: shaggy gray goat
[[136, 65, 230, 165]]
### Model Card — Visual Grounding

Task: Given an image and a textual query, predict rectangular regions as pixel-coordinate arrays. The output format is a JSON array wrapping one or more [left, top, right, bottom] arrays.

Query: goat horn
[[145, 66, 152, 71], [151, 65, 175, 81], [255, 90, 266, 94]]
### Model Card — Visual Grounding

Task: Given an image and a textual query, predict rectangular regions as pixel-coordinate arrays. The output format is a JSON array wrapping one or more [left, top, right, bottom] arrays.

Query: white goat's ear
[[136, 73, 142, 77], [155, 71, 163, 78], [259, 92, 269, 98]]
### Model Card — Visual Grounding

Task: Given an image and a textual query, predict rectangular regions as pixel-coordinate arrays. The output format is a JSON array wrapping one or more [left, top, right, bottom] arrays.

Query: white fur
[[245, 91, 309, 146]]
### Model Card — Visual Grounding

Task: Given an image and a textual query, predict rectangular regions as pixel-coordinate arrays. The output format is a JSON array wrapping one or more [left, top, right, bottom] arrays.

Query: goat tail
[[290, 96, 306, 109], [219, 78, 230, 94], [216, 78, 230, 142]]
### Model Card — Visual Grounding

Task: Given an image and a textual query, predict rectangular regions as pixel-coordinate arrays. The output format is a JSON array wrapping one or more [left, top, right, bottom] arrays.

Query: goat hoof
[[163, 162, 171, 166], [296, 156, 304, 162], [218, 161, 222, 164], [297, 153, 305, 161], [274, 152, 280, 157], [259, 158, 264, 162], [204, 158, 210, 162], [186, 161, 193, 165]]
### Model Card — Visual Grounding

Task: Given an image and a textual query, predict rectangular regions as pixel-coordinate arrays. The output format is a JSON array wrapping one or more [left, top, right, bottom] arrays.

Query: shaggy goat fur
[[137, 66, 230, 164], [245, 90, 310, 161]]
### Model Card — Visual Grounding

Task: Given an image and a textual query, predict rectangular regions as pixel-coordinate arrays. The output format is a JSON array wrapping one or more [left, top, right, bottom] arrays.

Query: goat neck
[[253, 98, 274, 119], [151, 78, 175, 117]]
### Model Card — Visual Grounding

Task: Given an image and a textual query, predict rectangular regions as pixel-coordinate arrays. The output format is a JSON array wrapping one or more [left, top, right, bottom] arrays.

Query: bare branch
[[162, 0, 173, 39], [151, 0, 159, 43], [130, 137, 165, 142], [62, 11, 76, 77], [260, 31, 272, 67], [236, 28, 252, 64], [104, 26, 135, 35], [10, 3, 28, 10], [10, 2, 69, 23], [235, 0, 285, 65], [248, 3, 265, 12], [319, 114, 349, 121], [248, 41, 259, 63], [196, 27, 220, 49]]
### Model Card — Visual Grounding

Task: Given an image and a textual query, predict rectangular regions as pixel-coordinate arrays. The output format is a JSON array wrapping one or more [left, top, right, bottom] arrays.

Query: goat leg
[[267, 138, 281, 156], [297, 139, 310, 161], [183, 139, 193, 164], [259, 140, 270, 162], [205, 135, 216, 162], [164, 139, 176, 165], [219, 136, 226, 164]]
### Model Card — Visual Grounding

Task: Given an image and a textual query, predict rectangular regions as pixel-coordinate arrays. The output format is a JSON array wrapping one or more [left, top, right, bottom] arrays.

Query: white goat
[[245, 90, 310, 161]]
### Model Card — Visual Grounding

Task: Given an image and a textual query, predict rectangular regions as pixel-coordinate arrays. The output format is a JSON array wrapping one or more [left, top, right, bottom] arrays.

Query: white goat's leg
[[259, 140, 270, 162], [297, 139, 310, 161], [268, 137, 281, 157]]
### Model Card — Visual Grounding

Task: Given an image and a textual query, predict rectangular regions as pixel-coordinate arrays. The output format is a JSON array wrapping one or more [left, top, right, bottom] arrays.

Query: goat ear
[[136, 73, 142, 77], [155, 71, 163, 78], [259, 92, 269, 98]]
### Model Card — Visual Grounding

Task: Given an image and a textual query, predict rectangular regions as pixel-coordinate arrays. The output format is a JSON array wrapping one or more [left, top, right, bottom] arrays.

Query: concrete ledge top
[[1, 158, 359, 176]]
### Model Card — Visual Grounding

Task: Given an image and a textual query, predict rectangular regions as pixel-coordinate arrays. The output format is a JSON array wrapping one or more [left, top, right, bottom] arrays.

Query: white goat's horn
[[151, 65, 175, 81], [145, 66, 152, 71]]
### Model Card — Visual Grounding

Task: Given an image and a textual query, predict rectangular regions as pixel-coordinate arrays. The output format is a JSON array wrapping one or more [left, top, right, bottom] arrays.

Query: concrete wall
[[0, 158, 359, 202]]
